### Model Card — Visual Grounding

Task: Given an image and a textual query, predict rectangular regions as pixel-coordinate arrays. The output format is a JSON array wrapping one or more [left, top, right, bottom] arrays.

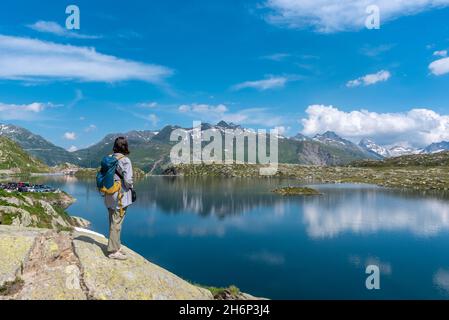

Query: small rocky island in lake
[[272, 187, 321, 196]]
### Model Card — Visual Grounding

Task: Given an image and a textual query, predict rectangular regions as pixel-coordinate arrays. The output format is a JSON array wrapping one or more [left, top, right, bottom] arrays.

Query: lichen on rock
[[0, 225, 213, 300], [72, 232, 213, 300]]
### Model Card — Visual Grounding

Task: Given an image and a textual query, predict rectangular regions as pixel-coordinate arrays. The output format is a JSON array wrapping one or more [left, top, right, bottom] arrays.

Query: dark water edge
[[12, 175, 449, 299]]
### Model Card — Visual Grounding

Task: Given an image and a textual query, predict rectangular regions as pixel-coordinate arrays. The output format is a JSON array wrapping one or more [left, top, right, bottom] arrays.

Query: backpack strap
[[114, 154, 126, 161], [114, 154, 126, 180]]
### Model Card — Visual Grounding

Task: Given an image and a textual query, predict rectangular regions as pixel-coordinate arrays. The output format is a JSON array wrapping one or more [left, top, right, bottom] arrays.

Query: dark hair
[[113, 137, 130, 155]]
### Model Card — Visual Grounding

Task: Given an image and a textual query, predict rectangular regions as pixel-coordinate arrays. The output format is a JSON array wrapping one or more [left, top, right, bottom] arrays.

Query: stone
[[0, 226, 39, 287], [70, 216, 91, 228], [72, 232, 213, 300], [14, 231, 86, 300]]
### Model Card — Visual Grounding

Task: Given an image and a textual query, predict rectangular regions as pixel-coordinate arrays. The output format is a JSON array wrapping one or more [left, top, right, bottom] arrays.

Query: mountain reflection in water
[[32, 176, 449, 299]]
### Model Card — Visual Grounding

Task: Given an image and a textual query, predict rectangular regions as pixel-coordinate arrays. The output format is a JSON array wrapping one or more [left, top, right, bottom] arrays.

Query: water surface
[[34, 176, 449, 299]]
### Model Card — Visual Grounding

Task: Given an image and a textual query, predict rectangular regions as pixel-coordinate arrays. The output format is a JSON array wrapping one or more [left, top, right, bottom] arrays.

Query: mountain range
[[1, 121, 448, 172], [358, 138, 449, 158], [0, 124, 78, 166]]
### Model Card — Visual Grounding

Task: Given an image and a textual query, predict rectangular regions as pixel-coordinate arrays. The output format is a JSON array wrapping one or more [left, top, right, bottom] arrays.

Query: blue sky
[[0, 0, 449, 150]]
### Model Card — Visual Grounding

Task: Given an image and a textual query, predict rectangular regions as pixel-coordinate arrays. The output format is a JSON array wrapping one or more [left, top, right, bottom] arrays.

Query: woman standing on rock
[[100, 137, 134, 260]]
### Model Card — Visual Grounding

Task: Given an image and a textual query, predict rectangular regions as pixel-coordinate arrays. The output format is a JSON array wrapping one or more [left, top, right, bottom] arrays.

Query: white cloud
[[232, 76, 289, 91], [263, 0, 449, 33], [0, 102, 49, 120], [137, 102, 158, 108], [67, 89, 84, 108], [178, 104, 191, 113], [433, 50, 448, 57], [247, 250, 285, 266], [67, 145, 78, 152], [429, 57, 449, 75], [63, 132, 77, 140], [148, 114, 159, 127], [274, 126, 287, 135], [261, 53, 291, 61], [225, 108, 285, 127], [0, 34, 173, 84], [178, 103, 285, 127], [130, 112, 160, 127], [434, 269, 449, 293], [178, 103, 228, 115], [28, 21, 100, 39], [346, 70, 391, 87], [360, 44, 395, 57], [84, 124, 97, 132], [301, 104, 449, 147], [303, 191, 449, 238]]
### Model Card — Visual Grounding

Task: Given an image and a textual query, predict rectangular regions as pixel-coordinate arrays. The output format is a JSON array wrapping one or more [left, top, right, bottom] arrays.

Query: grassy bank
[[167, 162, 449, 191]]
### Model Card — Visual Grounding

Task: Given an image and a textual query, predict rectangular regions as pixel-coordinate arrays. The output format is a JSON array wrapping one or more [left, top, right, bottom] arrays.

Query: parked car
[[0, 182, 56, 193]]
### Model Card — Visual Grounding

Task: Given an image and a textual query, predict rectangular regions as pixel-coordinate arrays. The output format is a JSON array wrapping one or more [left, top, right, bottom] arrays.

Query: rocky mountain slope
[[358, 138, 391, 158], [4, 121, 449, 171], [422, 141, 449, 154], [1, 122, 379, 172], [351, 150, 449, 167], [358, 138, 449, 158], [0, 226, 213, 300], [0, 124, 77, 166], [73, 129, 171, 172], [0, 136, 49, 175], [74, 124, 377, 171]]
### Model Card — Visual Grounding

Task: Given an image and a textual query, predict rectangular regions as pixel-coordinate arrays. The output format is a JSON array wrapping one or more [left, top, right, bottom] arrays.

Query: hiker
[[97, 137, 135, 260]]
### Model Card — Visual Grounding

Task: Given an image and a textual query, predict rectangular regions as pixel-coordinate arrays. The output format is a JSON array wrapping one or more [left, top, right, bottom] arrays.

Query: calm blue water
[[35, 176, 449, 299]]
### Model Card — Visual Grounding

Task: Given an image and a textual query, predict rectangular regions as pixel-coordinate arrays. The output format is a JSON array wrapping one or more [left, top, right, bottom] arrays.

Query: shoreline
[[162, 163, 449, 191], [4, 163, 449, 192]]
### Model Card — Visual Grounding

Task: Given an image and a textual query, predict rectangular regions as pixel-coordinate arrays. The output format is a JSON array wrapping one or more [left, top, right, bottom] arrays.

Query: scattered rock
[[273, 187, 321, 196], [0, 192, 75, 230], [70, 216, 91, 229]]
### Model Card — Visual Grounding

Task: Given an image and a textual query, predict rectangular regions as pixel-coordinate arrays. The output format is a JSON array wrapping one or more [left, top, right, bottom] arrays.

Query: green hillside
[[0, 124, 78, 166], [0, 136, 49, 174], [2, 122, 378, 172]]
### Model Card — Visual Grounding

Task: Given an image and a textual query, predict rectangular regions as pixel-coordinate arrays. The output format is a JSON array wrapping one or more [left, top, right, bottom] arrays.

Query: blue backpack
[[96, 154, 126, 217], [96, 154, 125, 194]]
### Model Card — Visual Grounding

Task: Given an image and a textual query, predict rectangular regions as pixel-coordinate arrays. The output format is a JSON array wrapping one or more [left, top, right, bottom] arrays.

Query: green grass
[[206, 285, 240, 297], [0, 277, 24, 296], [0, 213, 14, 225], [193, 283, 241, 299], [0, 136, 49, 173], [0, 190, 74, 230]]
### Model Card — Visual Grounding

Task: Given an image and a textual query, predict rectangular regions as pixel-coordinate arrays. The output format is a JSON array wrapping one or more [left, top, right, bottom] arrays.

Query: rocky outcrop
[[70, 216, 91, 228], [0, 192, 77, 230], [0, 225, 213, 300]]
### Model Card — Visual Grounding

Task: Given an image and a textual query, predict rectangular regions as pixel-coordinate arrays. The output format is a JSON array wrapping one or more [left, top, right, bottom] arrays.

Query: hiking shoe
[[108, 251, 128, 260]]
